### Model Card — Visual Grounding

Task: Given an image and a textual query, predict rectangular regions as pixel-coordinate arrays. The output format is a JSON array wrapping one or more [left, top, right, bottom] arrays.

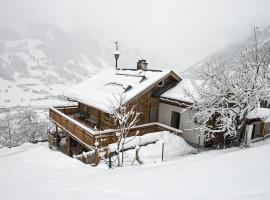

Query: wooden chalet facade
[[72, 72, 179, 130], [49, 63, 183, 161]]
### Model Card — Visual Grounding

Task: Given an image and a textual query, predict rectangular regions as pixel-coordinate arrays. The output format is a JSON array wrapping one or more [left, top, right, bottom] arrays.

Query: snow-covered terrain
[[0, 140, 270, 200], [0, 23, 143, 108], [0, 77, 71, 108], [108, 131, 195, 163]]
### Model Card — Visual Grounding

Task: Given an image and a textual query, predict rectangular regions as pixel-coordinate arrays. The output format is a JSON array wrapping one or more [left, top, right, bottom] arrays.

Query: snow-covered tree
[[0, 109, 50, 147], [17, 109, 39, 143], [110, 93, 140, 167], [0, 111, 17, 147], [186, 26, 270, 146]]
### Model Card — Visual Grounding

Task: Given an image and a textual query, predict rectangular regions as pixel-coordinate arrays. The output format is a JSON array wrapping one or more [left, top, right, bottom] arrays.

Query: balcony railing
[[49, 106, 96, 149], [55, 105, 79, 116], [49, 106, 183, 150]]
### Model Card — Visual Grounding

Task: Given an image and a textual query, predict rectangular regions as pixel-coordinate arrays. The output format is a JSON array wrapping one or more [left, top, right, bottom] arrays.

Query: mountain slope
[[183, 25, 270, 78], [0, 24, 140, 108]]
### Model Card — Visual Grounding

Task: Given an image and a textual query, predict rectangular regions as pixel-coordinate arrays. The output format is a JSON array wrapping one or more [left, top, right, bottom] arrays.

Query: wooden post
[[109, 156, 112, 169], [55, 125, 59, 148], [135, 147, 143, 164], [161, 142, 164, 161], [82, 154, 86, 164], [94, 150, 99, 166], [67, 136, 72, 157]]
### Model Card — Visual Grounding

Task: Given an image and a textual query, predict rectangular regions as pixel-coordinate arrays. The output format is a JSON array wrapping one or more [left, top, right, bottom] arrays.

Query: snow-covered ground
[[108, 131, 196, 164], [0, 76, 72, 108], [1, 140, 270, 200]]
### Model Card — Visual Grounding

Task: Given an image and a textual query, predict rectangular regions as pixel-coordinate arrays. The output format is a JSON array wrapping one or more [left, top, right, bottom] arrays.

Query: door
[[149, 106, 159, 122], [171, 111, 180, 129]]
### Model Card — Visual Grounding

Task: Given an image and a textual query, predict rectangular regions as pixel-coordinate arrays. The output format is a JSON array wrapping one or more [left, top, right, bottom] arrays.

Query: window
[[171, 111, 181, 129], [79, 103, 89, 119], [104, 113, 110, 121], [157, 80, 164, 87], [149, 106, 159, 122]]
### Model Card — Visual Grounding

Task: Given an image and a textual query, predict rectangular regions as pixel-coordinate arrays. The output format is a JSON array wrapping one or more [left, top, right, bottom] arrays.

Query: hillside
[[183, 25, 270, 78], [0, 140, 270, 200], [0, 24, 140, 108]]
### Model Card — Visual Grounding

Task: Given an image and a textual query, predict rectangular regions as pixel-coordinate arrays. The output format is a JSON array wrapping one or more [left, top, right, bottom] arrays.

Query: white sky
[[0, 0, 270, 70]]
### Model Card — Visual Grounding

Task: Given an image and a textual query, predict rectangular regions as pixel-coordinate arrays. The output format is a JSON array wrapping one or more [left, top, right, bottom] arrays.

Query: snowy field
[[0, 77, 71, 108], [1, 140, 270, 200]]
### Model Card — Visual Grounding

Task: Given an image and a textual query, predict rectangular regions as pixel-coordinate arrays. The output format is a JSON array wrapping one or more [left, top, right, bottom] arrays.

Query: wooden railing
[[95, 122, 182, 147], [49, 107, 95, 150], [49, 106, 183, 149], [53, 105, 79, 116]]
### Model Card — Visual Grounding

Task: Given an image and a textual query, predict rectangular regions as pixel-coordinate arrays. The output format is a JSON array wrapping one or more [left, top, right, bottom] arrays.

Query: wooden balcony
[[54, 106, 99, 129], [49, 106, 96, 150], [49, 106, 183, 150]]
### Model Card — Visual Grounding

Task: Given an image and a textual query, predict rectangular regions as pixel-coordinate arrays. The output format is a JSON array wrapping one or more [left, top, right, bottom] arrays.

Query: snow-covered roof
[[161, 79, 201, 103], [65, 68, 177, 113], [248, 108, 270, 123]]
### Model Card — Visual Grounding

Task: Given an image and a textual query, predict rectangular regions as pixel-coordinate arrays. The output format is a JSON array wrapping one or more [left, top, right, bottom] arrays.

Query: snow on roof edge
[[247, 107, 270, 123], [65, 69, 178, 113], [161, 79, 202, 104]]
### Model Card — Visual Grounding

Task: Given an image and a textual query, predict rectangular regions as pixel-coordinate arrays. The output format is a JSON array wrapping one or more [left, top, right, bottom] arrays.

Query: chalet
[[49, 59, 186, 160], [64, 61, 181, 129]]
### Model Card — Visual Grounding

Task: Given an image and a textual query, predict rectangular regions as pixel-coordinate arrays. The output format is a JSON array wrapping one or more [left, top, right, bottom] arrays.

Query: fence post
[[109, 156, 112, 169], [161, 142, 164, 161], [94, 149, 99, 166], [67, 136, 72, 157], [55, 125, 59, 148]]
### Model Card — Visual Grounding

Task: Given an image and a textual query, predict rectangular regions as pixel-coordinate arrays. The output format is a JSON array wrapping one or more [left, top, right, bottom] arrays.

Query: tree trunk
[[8, 128, 11, 148], [236, 117, 248, 145], [117, 142, 121, 167]]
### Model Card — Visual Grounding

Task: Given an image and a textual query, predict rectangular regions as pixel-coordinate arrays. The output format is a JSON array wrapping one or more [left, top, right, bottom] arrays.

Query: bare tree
[[0, 109, 50, 147], [185, 26, 270, 146], [110, 93, 140, 167], [0, 111, 17, 148], [17, 109, 39, 143]]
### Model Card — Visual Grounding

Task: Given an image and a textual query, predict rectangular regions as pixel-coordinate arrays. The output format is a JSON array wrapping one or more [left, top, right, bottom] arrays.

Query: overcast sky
[[0, 0, 270, 70]]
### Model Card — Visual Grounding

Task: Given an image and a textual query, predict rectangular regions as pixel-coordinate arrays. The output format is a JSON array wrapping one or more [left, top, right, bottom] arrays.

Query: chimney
[[113, 42, 120, 69], [137, 59, 148, 70]]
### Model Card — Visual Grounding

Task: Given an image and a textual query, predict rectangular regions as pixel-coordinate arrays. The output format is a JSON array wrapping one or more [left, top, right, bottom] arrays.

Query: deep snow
[[0, 141, 270, 200], [108, 131, 195, 164]]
